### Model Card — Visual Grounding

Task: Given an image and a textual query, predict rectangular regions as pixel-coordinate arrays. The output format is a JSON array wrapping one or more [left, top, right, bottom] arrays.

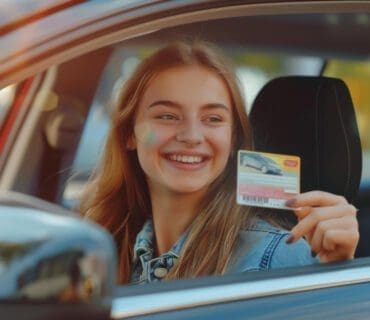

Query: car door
[[111, 260, 370, 319]]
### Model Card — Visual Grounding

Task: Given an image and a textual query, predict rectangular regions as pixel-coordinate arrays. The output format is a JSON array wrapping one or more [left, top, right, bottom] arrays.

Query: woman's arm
[[285, 191, 359, 263]]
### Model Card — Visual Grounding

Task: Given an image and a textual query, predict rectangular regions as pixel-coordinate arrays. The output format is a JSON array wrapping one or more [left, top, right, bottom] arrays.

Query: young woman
[[80, 41, 359, 284]]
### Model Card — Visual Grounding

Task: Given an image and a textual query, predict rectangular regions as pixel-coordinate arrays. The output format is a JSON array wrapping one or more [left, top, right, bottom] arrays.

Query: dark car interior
[[1, 10, 370, 266], [250, 76, 365, 249]]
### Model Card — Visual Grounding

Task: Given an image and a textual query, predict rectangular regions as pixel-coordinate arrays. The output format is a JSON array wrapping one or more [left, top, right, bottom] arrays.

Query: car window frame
[[111, 257, 370, 318]]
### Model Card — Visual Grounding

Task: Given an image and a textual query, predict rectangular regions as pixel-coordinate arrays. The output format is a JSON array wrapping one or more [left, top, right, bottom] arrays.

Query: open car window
[[2, 9, 369, 255], [62, 47, 324, 208]]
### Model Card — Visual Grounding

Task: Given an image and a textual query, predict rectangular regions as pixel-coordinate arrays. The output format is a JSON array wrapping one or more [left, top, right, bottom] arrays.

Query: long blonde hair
[[80, 41, 256, 283]]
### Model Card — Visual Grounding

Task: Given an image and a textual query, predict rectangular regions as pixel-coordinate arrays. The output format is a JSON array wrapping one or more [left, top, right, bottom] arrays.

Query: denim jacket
[[130, 219, 318, 284]]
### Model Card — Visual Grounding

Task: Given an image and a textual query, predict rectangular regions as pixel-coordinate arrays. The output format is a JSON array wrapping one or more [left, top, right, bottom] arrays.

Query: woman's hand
[[285, 191, 359, 263]]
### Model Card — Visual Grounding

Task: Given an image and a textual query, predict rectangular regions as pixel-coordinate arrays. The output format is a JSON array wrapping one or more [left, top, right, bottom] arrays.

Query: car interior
[[0, 10, 370, 273], [250, 76, 365, 245]]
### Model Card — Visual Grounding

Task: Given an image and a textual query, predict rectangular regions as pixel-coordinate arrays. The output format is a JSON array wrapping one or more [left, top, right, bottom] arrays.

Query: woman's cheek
[[213, 127, 233, 151], [146, 126, 173, 148], [142, 128, 158, 146], [134, 122, 167, 147]]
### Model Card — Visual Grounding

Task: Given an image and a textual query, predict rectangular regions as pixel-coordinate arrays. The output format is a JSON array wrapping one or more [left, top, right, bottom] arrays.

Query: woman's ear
[[126, 135, 136, 150]]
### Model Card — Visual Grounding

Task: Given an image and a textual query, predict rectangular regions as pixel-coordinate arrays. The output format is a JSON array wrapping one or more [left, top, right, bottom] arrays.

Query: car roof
[[0, 0, 369, 87], [0, 0, 146, 32], [0, 0, 76, 28]]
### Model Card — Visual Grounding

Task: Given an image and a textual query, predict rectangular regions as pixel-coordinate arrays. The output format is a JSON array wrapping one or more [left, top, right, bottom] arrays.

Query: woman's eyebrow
[[148, 100, 181, 109], [201, 103, 231, 113], [148, 100, 230, 112]]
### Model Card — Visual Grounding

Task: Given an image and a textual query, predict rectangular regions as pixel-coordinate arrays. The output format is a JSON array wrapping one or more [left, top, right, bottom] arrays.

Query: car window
[[55, 12, 369, 267], [324, 60, 370, 182], [62, 47, 323, 208], [1, 8, 369, 298]]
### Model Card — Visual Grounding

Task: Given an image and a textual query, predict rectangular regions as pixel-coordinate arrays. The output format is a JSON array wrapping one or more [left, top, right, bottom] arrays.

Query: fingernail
[[286, 234, 295, 244], [311, 250, 316, 257], [285, 198, 296, 207]]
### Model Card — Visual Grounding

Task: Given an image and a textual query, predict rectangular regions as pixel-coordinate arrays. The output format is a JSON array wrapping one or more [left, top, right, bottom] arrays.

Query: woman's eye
[[203, 115, 223, 123], [157, 114, 178, 120]]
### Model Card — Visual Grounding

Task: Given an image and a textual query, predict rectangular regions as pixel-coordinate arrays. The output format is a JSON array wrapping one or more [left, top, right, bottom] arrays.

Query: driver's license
[[237, 150, 300, 210]]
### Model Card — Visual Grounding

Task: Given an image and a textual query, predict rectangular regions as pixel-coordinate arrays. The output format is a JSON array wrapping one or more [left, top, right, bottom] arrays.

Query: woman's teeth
[[168, 154, 203, 163]]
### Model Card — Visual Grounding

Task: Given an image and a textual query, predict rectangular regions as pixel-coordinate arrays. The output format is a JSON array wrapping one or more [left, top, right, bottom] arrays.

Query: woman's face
[[131, 65, 233, 197]]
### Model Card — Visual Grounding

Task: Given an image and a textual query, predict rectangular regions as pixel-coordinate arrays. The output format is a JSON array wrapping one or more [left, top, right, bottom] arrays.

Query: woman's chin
[[167, 184, 209, 196]]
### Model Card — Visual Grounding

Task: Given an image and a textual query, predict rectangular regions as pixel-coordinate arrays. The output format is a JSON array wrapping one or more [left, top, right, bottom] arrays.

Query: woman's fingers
[[286, 190, 348, 209], [319, 229, 360, 262], [309, 216, 358, 255], [322, 229, 359, 258], [284, 189, 359, 264], [288, 204, 357, 243], [293, 206, 312, 220]]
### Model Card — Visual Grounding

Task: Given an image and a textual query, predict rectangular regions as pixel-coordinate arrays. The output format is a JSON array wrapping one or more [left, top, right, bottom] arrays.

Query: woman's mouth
[[164, 153, 209, 169], [167, 154, 204, 164]]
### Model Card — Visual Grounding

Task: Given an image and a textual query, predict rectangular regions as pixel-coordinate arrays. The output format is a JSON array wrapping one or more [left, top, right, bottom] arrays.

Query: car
[[241, 153, 283, 175], [1, 1, 370, 319]]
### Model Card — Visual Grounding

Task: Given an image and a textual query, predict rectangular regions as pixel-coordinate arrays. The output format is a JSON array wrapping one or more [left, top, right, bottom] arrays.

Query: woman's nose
[[175, 119, 203, 146]]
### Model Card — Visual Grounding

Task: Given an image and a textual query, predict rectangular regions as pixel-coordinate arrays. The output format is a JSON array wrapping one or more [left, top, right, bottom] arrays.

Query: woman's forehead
[[140, 65, 232, 108]]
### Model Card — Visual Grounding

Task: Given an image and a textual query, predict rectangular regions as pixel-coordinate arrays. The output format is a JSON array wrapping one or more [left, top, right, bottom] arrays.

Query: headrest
[[249, 76, 362, 203]]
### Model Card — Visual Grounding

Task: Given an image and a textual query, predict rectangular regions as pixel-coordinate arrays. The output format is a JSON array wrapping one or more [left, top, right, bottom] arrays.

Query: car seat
[[249, 76, 366, 257]]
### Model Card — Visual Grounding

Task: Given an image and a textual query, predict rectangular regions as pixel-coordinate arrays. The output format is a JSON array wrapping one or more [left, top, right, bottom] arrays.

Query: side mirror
[[0, 205, 117, 319]]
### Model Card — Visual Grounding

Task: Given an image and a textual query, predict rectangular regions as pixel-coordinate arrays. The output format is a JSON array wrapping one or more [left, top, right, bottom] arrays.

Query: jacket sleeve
[[268, 233, 319, 269], [227, 222, 318, 273]]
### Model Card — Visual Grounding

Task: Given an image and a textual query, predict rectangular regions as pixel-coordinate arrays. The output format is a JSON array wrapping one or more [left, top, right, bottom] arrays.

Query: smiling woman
[[79, 41, 359, 285], [131, 65, 233, 197]]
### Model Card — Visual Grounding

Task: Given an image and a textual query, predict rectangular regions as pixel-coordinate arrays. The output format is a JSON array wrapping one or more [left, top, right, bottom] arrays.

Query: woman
[[80, 41, 359, 284]]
